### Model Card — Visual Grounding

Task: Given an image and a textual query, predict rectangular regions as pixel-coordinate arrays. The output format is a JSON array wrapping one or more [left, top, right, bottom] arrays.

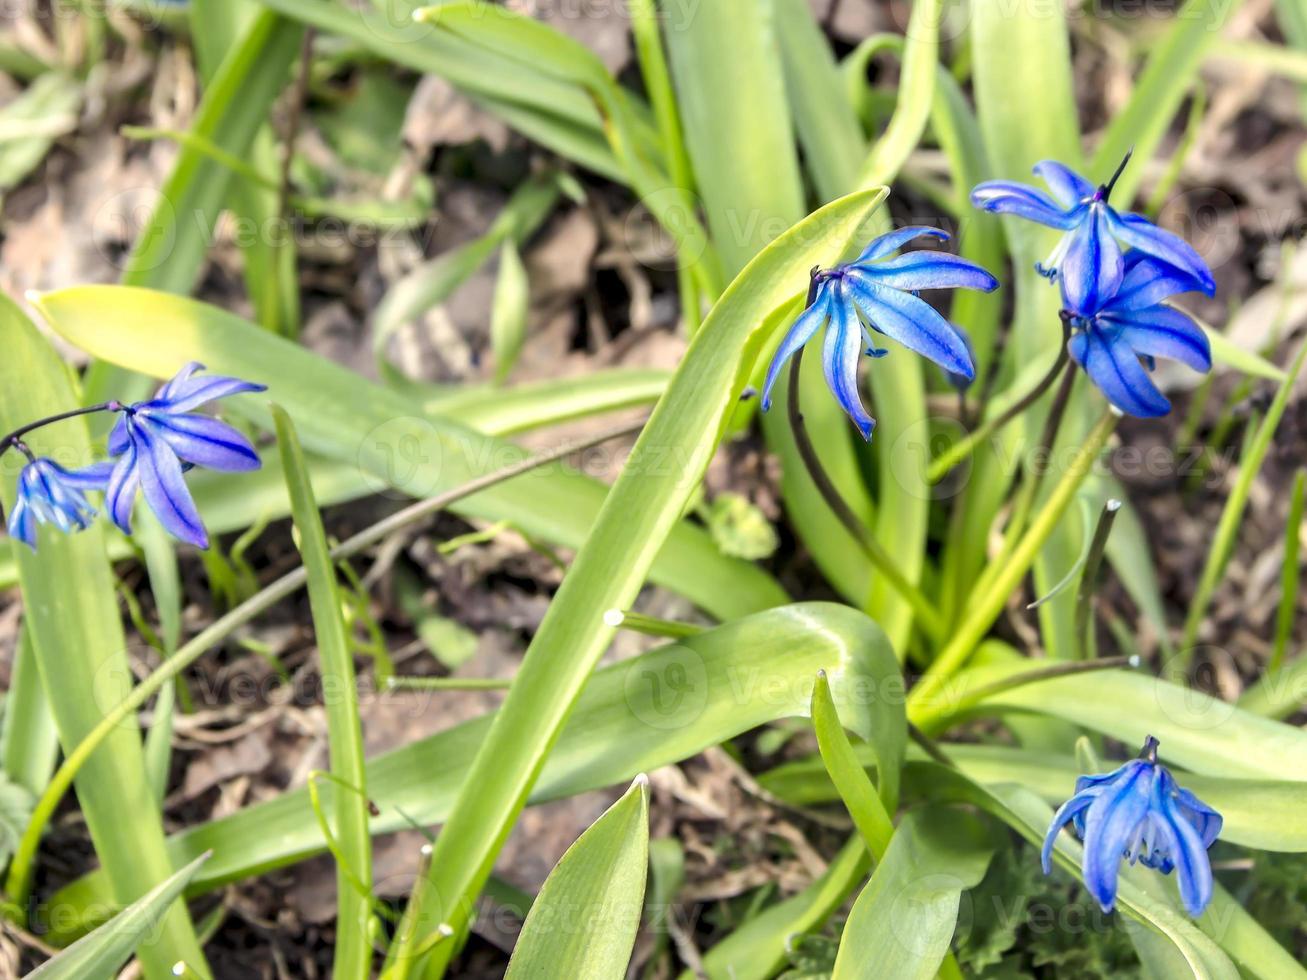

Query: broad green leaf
[[810, 673, 894, 858], [31, 286, 782, 622], [84, 11, 304, 407], [273, 408, 372, 980], [0, 73, 81, 202], [1203, 319, 1289, 381], [504, 778, 649, 979], [1200, 882, 1307, 980], [491, 241, 529, 384], [832, 808, 993, 980], [26, 853, 211, 980], [0, 773, 34, 870], [53, 602, 891, 933], [0, 296, 208, 978], [401, 189, 887, 972]]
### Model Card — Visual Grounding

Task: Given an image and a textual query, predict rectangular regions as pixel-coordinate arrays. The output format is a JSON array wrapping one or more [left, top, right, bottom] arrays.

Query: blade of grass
[[1270, 470, 1306, 674], [810, 672, 894, 858], [138, 513, 182, 806], [273, 407, 372, 979], [0, 295, 209, 979]]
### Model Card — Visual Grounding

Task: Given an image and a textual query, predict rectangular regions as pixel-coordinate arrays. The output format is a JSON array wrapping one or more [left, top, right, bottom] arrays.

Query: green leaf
[[26, 853, 211, 980], [0, 773, 34, 870], [832, 808, 992, 980], [31, 286, 782, 622], [273, 407, 372, 980], [491, 240, 529, 384], [0, 628, 59, 797], [1203, 319, 1289, 382], [396, 189, 887, 972], [0, 73, 81, 201], [505, 777, 649, 979], [0, 295, 209, 979], [53, 602, 891, 932]]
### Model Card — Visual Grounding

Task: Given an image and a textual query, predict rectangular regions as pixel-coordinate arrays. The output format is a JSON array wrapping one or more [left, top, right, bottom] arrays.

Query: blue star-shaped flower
[[106, 362, 266, 548], [1067, 253, 1212, 417], [1043, 736, 1221, 916], [761, 227, 999, 440], [971, 159, 1215, 315], [6, 457, 114, 550]]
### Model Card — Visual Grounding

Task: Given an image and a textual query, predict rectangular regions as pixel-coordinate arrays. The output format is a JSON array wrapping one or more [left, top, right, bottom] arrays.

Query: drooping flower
[[761, 227, 999, 440], [1042, 735, 1221, 917], [971, 158, 1215, 315], [1067, 253, 1211, 417], [6, 456, 114, 550], [106, 362, 266, 548]]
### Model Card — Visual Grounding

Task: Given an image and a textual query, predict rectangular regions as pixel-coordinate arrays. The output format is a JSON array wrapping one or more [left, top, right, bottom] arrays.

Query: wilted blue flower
[[6, 456, 114, 550], [106, 362, 265, 548], [1067, 253, 1211, 417], [761, 227, 998, 439], [971, 158, 1215, 315], [1043, 736, 1221, 916]]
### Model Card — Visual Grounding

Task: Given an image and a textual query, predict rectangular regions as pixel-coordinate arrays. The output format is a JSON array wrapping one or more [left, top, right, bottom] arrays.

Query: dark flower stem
[[785, 348, 946, 642], [1000, 358, 1080, 548], [937, 654, 1136, 724], [1074, 498, 1122, 659], [926, 318, 1072, 485], [1101, 147, 1133, 202], [0, 402, 121, 459]]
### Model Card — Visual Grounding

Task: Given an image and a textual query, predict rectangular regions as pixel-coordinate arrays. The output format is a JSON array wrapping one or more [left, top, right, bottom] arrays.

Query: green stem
[[1073, 498, 1121, 659], [384, 677, 513, 691], [1269, 469, 1305, 675], [907, 410, 1117, 725], [926, 326, 1070, 484], [3, 417, 648, 905], [602, 608, 705, 640], [786, 349, 946, 642]]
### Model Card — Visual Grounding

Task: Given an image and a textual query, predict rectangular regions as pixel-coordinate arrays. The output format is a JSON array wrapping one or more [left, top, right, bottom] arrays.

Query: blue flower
[[971, 159, 1215, 315], [6, 457, 114, 550], [761, 227, 998, 439], [1067, 253, 1211, 417], [106, 362, 266, 548], [1043, 736, 1221, 916]]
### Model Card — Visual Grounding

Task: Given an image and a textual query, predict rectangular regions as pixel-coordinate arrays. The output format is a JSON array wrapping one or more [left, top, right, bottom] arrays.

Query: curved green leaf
[[504, 778, 649, 979], [831, 807, 993, 980]]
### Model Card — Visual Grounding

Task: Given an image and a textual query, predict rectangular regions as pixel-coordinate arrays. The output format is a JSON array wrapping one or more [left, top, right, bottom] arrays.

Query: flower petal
[[133, 422, 209, 548], [1173, 787, 1223, 849], [1080, 763, 1153, 912], [844, 271, 974, 380], [971, 181, 1081, 229], [7, 495, 36, 550], [855, 226, 950, 263], [1042, 791, 1095, 874], [761, 288, 833, 412], [821, 290, 875, 440], [1107, 210, 1216, 296], [59, 460, 116, 491], [1156, 789, 1215, 916], [1069, 328, 1172, 417], [1107, 253, 1203, 312], [1106, 305, 1211, 374], [1060, 206, 1124, 315], [1033, 160, 1096, 208], [108, 415, 130, 456], [141, 373, 266, 414], [155, 362, 204, 401], [145, 412, 262, 471], [105, 438, 140, 535], [854, 251, 999, 293]]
